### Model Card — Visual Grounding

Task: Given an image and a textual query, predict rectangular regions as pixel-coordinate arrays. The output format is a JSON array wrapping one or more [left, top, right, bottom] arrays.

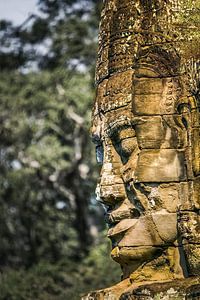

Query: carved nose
[[97, 163, 126, 206], [98, 182, 126, 206], [105, 206, 140, 225]]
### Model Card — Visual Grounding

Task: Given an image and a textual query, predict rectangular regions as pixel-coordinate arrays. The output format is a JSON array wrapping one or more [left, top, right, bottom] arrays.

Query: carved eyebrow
[[92, 118, 140, 142]]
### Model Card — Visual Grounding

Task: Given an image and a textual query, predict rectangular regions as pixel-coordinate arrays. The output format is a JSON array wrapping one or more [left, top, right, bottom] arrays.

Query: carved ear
[[184, 59, 200, 104], [176, 96, 200, 176], [176, 96, 197, 114]]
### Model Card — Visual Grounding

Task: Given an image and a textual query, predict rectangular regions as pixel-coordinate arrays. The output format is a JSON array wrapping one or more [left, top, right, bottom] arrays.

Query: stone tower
[[83, 0, 200, 299]]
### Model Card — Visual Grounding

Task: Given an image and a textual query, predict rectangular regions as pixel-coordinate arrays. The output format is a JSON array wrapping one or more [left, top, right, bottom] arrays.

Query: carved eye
[[119, 137, 137, 156], [113, 127, 137, 163], [96, 144, 104, 164]]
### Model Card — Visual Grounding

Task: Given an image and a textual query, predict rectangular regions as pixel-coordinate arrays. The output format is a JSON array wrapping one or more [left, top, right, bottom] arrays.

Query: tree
[[0, 68, 99, 267], [0, 0, 101, 72], [0, 0, 103, 268]]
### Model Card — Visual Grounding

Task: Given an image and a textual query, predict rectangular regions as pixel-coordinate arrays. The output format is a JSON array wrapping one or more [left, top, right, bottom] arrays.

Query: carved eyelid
[[111, 127, 137, 161], [109, 128, 136, 146], [107, 122, 135, 138], [118, 128, 136, 139]]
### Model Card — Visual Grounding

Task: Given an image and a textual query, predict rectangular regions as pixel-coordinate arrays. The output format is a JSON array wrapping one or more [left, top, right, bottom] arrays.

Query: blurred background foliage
[[0, 0, 121, 299]]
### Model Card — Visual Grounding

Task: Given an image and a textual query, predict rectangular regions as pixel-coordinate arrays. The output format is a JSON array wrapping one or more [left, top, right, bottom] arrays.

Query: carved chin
[[111, 245, 162, 265]]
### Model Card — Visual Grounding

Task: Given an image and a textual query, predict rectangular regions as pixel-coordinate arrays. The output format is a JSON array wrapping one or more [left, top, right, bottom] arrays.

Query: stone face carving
[[84, 0, 200, 299]]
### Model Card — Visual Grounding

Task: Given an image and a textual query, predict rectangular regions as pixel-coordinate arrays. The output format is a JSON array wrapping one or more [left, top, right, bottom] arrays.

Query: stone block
[[135, 149, 186, 182]]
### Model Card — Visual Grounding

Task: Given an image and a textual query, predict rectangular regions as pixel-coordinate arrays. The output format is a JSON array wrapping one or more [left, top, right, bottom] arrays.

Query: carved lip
[[107, 218, 138, 237]]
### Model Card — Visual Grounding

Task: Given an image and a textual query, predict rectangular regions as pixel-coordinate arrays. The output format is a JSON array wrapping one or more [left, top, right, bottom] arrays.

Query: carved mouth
[[108, 211, 178, 246], [107, 218, 139, 237], [106, 207, 141, 240]]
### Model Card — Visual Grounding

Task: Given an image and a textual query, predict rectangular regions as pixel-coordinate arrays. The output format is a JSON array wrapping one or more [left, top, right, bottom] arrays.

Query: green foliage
[[0, 237, 121, 300], [0, 0, 101, 72], [0, 68, 99, 267], [175, 0, 200, 60]]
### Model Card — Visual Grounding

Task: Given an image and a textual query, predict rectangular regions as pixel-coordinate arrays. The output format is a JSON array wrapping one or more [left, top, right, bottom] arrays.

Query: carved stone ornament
[[83, 0, 200, 299]]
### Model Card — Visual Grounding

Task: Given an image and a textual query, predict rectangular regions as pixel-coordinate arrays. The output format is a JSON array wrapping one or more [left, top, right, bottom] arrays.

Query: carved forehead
[[93, 70, 183, 118], [93, 70, 134, 116]]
